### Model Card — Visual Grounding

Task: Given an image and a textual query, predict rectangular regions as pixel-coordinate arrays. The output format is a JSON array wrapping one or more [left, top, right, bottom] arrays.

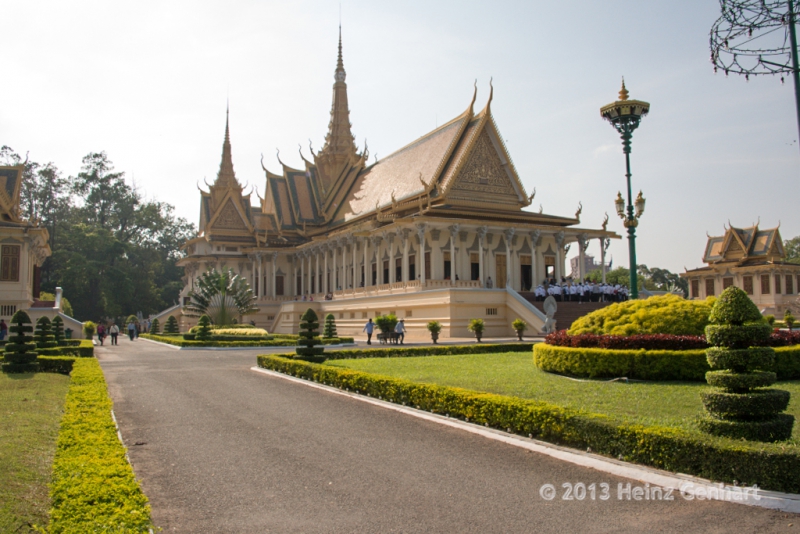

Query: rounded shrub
[[2, 310, 38, 373], [323, 314, 338, 339], [195, 315, 213, 340], [164, 316, 179, 334], [700, 286, 794, 442], [34, 316, 57, 349], [295, 308, 325, 363], [52, 316, 66, 346], [150, 318, 160, 335], [568, 294, 714, 336]]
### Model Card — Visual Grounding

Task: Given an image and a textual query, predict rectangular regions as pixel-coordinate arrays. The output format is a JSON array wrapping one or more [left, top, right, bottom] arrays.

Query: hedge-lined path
[[97, 338, 794, 533]]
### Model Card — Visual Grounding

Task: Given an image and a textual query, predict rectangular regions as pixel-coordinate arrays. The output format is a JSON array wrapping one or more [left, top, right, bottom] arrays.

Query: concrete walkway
[[98, 338, 795, 533]]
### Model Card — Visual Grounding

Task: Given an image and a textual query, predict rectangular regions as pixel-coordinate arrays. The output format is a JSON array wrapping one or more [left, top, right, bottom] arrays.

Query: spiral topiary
[[164, 316, 179, 334], [34, 316, 57, 349], [323, 313, 338, 339], [2, 310, 38, 373], [150, 318, 160, 335], [195, 315, 213, 341], [295, 308, 326, 363], [51, 315, 66, 346], [698, 286, 794, 442]]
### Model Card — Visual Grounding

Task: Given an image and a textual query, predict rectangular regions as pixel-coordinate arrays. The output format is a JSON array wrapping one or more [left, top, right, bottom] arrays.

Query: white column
[[402, 229, 410, 283], [292, 256, 297, 296], [600, 237, 609, 284], [389, 233, 396, 284], [416, 223, 426, 285], [555, 231, 565, 282], [478, 226, 487, 287], [373, 236, 382, 285], [578, 233, 588, 282], [505, 228, 515, 290], [530, 229, 540, 289], [449, 224, 459, 284], [323, 246, 328, 293], [315, 248, 320, 294], [352, 238, 357, 288], [250, 256, 256, 294], [257, 254, 263, 299], [271, 252, 277, 297]]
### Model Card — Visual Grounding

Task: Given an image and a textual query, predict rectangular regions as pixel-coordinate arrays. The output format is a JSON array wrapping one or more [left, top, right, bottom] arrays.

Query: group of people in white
[[531, 279, 629, 302]]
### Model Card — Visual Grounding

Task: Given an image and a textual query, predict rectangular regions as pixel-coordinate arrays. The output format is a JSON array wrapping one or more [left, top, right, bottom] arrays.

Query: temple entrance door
[[496, 254, 507, 288], [520, 254, 532, 291]]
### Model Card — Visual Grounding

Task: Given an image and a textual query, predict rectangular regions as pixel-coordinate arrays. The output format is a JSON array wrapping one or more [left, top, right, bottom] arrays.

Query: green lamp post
[[601, 79, 650, 299]]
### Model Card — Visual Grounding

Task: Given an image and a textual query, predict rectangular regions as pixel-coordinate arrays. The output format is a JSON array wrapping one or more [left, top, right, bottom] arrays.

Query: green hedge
[[49, 358, 153, 533], [533, 344, 800, 381], [38, 339, 94, 358], [323, 343, 535, 361], [39, 356, 77, 374], [257, 354, 800, 493], [141, 333, 354, 348]]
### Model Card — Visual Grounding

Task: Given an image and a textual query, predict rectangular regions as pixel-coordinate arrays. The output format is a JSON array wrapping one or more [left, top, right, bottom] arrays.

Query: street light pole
[[601, 80, 650, 299]]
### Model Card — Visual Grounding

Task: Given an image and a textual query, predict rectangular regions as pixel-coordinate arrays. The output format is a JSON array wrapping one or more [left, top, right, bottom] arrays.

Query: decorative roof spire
[[317, 25, 357, 165], [215, 103, 238, 187]]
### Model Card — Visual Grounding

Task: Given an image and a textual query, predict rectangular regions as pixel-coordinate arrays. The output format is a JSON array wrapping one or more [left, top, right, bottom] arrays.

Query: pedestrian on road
[[109, 323, 119, 345], [0, 319, 7, 341], [394, 319, 406, 344], [127, 320, 136, 341], [363, 318, 374, 345], [97, 323, 106, 346]]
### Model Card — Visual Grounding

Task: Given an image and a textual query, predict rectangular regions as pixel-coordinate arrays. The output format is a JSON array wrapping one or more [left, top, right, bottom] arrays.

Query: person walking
[[0, 319, 7, 341], [363, 318, 375, 345], [109, 323, 119, 345], [394, 318, 406, 344], [127, 320, 136, 341], [97, 323, 106, 346], [485, 276, 493, 288]]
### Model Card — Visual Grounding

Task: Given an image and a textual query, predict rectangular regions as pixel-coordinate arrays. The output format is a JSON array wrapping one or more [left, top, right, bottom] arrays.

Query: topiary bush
[[323, 313, 338, 339], [785, 310, 796, 331], [195, 315, 213, 341], [164, 315, 179, 334], [34, 316, 57, 349], [2, 310, 38, 373], [83, 320, 97, 339], [568, 294, 714, 336], [698, 287, 794, 442], [468, 318, 485, 342], [295, 308, 325, 363], [52, 316, 66, 346], [150, 318, 160, 335], [374, 314, 398, 334]]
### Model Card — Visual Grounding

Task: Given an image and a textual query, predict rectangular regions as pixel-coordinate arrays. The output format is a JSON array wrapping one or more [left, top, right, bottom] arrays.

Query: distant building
[[0, 165, 82, 334], [681, 222, 800, 315], [570, 254, 607, 280]]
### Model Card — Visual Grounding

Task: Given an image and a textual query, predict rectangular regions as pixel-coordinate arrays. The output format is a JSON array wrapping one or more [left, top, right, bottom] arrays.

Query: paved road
[[98, 338, 796, 533]]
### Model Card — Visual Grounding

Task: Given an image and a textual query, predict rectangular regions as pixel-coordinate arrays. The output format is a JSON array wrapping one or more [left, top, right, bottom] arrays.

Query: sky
[[2, 0, 799, 274]]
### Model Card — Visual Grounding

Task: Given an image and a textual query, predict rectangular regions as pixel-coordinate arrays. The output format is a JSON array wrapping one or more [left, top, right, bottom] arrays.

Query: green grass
[[0, 372, 71, 532], [326, 352, 800, 443]]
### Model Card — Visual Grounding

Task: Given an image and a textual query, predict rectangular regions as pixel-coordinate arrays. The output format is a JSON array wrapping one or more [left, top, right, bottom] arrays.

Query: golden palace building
[[168, 32, 617, 339]]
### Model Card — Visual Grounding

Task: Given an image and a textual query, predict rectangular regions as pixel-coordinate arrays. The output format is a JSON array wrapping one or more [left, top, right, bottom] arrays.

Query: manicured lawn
[[326, 352, 800, 443], [0, 372, 71, 532]]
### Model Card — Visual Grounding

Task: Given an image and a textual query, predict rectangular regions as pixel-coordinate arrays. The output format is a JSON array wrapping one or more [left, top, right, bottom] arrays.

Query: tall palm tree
[[184, 268, 258, 325]]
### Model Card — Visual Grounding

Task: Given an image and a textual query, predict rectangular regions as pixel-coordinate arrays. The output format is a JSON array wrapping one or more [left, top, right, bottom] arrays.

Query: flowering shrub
[[546, 329, 800, 350]]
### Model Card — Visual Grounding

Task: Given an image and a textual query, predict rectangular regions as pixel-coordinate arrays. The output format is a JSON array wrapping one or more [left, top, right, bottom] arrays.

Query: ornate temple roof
[[701, 222, 784, 266]]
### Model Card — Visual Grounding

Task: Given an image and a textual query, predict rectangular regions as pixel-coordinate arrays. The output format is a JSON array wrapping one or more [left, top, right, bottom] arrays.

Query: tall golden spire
[[215, 104, 238, 187], [318, 25, 358, 164]]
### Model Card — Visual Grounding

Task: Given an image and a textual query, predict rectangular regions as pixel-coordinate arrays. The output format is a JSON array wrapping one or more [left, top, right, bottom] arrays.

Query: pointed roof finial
[[337, 24, 344, 74], [619, 77, 629, 101], [215, 104, 237, 187]]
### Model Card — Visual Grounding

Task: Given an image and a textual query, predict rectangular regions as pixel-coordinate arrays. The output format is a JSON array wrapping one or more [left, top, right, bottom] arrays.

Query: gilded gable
[[450, 130, 518, 199], [212, 198, 247, 231]]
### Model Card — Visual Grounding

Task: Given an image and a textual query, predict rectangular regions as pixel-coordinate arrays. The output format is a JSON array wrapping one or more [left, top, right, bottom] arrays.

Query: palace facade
[[681, 222, 800, 315], [169, 33, 618, 339]]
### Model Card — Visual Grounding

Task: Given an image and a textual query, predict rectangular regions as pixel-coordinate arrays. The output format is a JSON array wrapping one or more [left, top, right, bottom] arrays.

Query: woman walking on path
[[97, 323, 106, 346], [109, 323, 119, 345]]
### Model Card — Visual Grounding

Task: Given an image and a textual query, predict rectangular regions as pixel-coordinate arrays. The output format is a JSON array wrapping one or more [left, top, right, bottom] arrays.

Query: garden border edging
[[250, 365, 800, 513]]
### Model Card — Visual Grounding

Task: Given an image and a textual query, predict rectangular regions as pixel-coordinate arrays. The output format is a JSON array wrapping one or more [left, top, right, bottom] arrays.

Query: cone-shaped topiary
[[195, 315, 213, 340], [150, 318, 160, 335], [52, 316, 65, 346], [295, 308, 326, 363], [699, 286, 794, 441], [322, 313, 338, 339], [2, 310, 38, 373], [34, 316, 57, 349], [164, 316, 179, 334]]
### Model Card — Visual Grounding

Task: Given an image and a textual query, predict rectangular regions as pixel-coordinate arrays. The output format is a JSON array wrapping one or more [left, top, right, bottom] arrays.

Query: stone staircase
[[518, 292, 615, 331]]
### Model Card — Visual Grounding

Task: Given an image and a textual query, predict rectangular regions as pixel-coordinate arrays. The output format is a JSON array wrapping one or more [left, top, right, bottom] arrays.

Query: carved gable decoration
[[212, 198, 248, 231], [450, 130, 518, 198]]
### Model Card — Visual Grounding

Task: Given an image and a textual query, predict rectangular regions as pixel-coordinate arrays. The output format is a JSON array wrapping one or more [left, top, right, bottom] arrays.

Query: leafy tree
[[184, 268, 257, 325], [785, 235, 800, 264], [39, 291, 73, 318]]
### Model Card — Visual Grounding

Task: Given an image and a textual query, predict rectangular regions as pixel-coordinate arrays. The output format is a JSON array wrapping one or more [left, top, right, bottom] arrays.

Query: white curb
[[251, 365, 800, 513], [139, 337, 355, 351]]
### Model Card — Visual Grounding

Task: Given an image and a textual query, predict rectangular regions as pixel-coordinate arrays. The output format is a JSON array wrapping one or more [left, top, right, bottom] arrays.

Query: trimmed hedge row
[[49, 358, 154, 533], [257, 354, 800, 493], [533, 344, 800, 381], [545, 331, 708, 351], [38, 339, 94, 358], [141, 333, 354, 348], [39, 356, 78, 374], [323, 343, 535, 360]]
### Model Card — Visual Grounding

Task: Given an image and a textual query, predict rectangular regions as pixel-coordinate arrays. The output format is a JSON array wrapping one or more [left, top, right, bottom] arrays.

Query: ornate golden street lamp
[[601, 80, 650, 298]]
